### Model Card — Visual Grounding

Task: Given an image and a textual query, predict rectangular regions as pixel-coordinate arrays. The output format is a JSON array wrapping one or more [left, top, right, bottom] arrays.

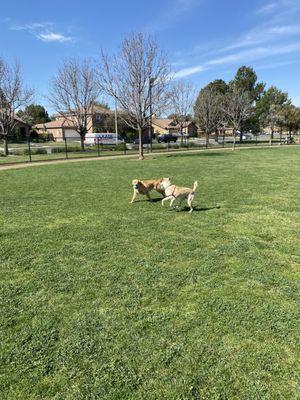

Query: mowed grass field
[[1, 147, 299, 399]]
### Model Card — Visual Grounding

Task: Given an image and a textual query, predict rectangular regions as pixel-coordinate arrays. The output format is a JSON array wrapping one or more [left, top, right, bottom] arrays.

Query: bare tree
[[48, 59, 100, 150], [222, 85, 252, 150], [169, 80, 196, 145], [99, 32, 170, 159], [194, 86, 222, 148], [0, 59, 33, 156]]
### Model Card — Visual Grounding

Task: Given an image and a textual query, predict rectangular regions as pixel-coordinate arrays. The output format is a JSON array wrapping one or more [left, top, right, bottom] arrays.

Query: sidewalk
[[0, 144, 293, 171]]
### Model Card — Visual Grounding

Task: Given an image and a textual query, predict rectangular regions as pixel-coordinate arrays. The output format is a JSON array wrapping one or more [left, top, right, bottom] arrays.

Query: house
[[34, 118, 81, 140], [152, 118, 198, 136], [34, 105, 112, 140], [0, 114, 31, 138], [152, 118, 174, 135], [13, 116, 31, 137], [168, 120, 198, 136]]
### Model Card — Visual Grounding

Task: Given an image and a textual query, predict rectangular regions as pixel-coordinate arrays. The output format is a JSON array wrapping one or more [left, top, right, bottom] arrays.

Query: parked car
[[172, 132, 189, 138], [157, 133, 178, 143], [84, 133, 124, 146], [133, 137, 151, 145]]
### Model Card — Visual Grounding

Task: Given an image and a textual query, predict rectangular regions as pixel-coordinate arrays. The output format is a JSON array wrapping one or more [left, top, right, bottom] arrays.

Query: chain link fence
[[0, 133, 299, 165]]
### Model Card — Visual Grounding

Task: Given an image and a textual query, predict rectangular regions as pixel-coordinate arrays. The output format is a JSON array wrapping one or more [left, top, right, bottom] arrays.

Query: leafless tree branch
[[0, 59, 34, 155], [169, 80, 196, 143], [48, 59, 100, 150], [98, 32, 171, 159]]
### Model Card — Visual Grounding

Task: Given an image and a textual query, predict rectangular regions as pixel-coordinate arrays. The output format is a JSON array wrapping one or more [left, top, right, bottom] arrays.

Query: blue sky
[[1, 0, 300, 111]]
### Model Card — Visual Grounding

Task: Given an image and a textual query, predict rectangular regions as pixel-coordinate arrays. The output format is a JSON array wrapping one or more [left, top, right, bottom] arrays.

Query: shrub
[[49, 146, 82, 154], [114, 143, 127, 152], [23, 148, 47, 155]]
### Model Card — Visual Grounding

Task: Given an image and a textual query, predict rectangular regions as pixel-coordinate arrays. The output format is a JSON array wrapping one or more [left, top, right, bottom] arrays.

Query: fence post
[[27, 136, 32, 162], [124, 143, 127, 155], [64, 136, 68, 159], [97, 138, 100, 157]]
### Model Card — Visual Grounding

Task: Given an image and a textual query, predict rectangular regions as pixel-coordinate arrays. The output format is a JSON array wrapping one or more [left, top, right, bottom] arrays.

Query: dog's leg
[[170, 197, 176, 208], [178, 197, 184, 210], [188, 194, 194, 213], [162, 196, 173, 206], [130, 190, 138, 204], [146, 192, 152, 202]]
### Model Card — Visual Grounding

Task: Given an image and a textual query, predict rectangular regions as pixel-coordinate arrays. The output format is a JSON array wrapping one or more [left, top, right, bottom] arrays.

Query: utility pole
[[148, 77, 155, 153], [114, 97, 118, 146]]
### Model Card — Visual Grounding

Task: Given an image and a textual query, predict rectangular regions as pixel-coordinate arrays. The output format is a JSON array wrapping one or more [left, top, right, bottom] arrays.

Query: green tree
[[256, 86, 290, 144], [206, 79, 228, 95], [17, 104, 50, 125], [194, 86, 223, 147], [230, 66, 265, 140], [222, 84, 252, 150], [278, 105, 300, 141], [167, 113, 192, 120], [94, 101, 110, 110], [231, 66, 265, 101]]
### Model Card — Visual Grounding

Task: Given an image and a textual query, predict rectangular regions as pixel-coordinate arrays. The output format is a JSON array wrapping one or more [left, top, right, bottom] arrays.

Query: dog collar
[[161, 182, 172, 190]]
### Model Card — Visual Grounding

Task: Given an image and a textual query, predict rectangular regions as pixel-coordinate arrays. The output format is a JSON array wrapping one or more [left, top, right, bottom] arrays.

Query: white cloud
[[37, 32, 72, 43], [10, 22, 53, 31], [207, 43, 300, 66], [173, 65, 206, 78], [172, 42, 300, 82], [255, 58, 300, 70], [173, 0, 199, 15], [8, 20, 73, 44], [222, 24, 300, 51], [257, 0, 300, 20], [257, 1, 278, 14], [147, 0, 201, 31]]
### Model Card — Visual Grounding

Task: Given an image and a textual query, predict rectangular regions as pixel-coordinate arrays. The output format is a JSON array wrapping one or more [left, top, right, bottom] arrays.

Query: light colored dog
[[161, 178, 198, 213], [130, 178, 166, 203]]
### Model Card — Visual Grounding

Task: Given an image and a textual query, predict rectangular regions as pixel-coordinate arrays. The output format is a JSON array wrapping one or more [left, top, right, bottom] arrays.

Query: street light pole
[[114, 97, 118, 146], [148, 77, 155, 153]]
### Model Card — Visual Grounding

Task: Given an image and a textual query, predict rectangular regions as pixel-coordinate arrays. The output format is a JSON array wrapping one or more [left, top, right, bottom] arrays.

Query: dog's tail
[[192, 181, 198, 192]]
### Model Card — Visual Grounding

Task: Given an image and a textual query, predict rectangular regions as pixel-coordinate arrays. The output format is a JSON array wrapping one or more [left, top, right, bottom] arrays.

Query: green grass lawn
[[1, 147, 299, 399]]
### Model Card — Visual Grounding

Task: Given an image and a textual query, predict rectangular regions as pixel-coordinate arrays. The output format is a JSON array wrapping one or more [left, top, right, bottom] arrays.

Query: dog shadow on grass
[[169, 205, 221, 212], [131, 199, 221, 212], [130, 197, 164, 203]]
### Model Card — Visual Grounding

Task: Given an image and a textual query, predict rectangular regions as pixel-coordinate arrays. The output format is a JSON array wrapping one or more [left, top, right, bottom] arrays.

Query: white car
[[84, 133, 124, 145]]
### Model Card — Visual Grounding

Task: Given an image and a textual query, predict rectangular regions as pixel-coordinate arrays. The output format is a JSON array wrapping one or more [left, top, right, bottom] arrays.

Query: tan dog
[[161, 178, 198, 213], [130, 178, 166, 203]]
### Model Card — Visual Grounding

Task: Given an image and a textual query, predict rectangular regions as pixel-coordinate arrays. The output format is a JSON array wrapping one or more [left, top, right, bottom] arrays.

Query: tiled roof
[[152, 118, 173, 129], [0, 111, 31, 127], [152, 118, 195, 130], [34, 119, 76, 129], [52, 105, 111, 119]]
